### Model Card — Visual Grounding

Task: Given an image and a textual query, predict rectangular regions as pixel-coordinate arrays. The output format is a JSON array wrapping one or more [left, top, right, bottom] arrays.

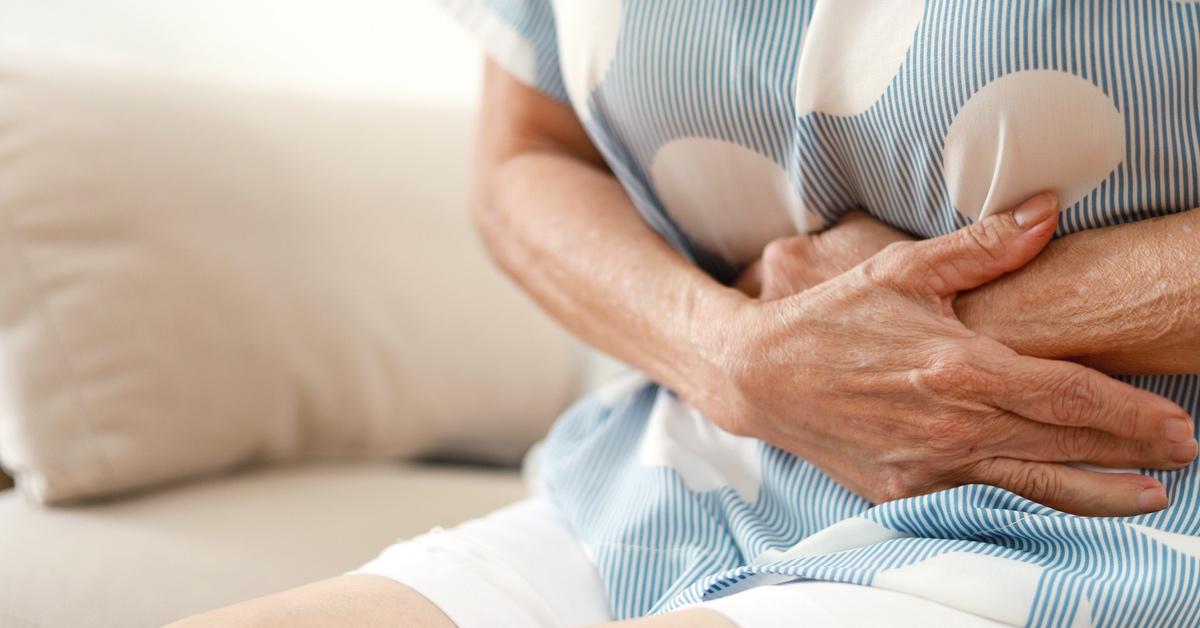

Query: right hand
[[700, 193, 1196, 516], [734, 210, 913, 301]]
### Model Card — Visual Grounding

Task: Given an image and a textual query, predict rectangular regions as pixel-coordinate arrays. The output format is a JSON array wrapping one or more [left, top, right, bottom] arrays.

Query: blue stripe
[[445, 0, 1200, 625]]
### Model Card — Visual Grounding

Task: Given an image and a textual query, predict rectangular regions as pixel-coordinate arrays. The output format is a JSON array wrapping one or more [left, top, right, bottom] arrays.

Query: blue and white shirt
[[443, 1, 1200, 626]]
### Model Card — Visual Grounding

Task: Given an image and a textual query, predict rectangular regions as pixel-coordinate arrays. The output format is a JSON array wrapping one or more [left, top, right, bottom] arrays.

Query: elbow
[[469, 162, 505, 254], [471, 198, 511, 276], [469, 155, 521, 275]]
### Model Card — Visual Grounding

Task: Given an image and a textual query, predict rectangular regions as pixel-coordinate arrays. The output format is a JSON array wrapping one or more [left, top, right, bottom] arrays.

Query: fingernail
[[1169, 440, 1198, 464], [1013, 193, 1057, 228], [1138, 486, 1169, 513], [1164, 418, 1194, 442]]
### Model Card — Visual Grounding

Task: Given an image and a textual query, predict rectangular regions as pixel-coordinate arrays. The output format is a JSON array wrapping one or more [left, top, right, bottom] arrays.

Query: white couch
[[0, 463, 528, 628], [0, 2, 615, 626]]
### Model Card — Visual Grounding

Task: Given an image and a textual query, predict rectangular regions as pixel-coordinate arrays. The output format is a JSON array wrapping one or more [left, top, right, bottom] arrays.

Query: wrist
[[675, 284, 757, 426], [688, 289, 800, 438]]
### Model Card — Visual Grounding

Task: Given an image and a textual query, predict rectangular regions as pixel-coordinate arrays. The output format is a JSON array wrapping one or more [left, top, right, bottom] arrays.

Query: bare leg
[[168, 574, 738, 628], [166, 575, 455, 628], [596, 609, 737, 628]]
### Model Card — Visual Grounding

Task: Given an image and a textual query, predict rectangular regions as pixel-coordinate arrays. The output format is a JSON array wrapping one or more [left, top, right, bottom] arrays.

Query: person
[[174, 2, 1200, 626]]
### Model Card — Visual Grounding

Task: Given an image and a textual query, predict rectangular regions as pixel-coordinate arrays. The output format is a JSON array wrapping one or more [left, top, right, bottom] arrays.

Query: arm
[[478, 63, 1187, 516], [472, 61, 739, 408], [955, 209, 1200, 374], [747, 208, 1200, 375]]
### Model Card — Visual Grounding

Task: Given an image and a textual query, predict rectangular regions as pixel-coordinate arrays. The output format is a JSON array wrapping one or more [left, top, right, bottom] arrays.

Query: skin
[[167, 577, 457, 628], [166, 576, 737, 628], [172, 62, 1199, 626], [957, 210, 1200, 374], [739, 209, 1200, 374], [465, 64, 1194, 515]]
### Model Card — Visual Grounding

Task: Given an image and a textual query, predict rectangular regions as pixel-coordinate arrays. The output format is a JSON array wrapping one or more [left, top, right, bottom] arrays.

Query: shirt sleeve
[[438, 0, 570, 103]]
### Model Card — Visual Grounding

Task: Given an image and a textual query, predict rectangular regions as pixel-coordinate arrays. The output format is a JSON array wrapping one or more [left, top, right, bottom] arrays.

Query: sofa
[[0, 2, 615, 626], [0, 463, 531, 627]]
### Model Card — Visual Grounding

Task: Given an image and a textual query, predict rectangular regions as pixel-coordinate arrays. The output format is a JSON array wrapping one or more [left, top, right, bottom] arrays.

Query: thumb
[[903, 192, 1059, 297]]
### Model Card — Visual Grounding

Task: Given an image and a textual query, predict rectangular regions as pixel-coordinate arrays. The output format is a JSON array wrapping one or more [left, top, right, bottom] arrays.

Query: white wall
[[0, 0, 630, 390], [0, 0, 484, 107]]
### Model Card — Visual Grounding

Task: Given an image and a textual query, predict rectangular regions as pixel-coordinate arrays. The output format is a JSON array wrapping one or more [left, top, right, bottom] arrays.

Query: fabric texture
[[353, 494, 1006, 628], [0, 462, 528, 628], [352, 496, 613, 627], [0, 56, 582, 503], [445, 1, 1200, 626]]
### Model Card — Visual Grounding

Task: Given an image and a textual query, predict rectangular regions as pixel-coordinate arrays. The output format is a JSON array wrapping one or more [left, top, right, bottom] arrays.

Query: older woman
[[177, 2, 1200, 626]]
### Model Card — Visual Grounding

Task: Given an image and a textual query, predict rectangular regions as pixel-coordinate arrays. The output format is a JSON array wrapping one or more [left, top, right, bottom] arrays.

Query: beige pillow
[[0, 58, 584, 504]]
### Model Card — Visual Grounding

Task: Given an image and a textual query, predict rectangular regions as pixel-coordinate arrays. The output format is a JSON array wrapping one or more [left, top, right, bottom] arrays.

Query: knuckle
[[1049, 369, 1100, 426], [759, 237, 819, 297], [862, 240, 914, 284], [965, 458, 999, 484], [961, 220, 1006, 263], [1110, 393, 1142, 439], [1130, 439, 1160, 465], [1008, 464, 1063, 503], [760, 237, 798, 270], [881, 239, 917, 261], [1052, 428, 1103, 461], [911, 347, 982, 397]]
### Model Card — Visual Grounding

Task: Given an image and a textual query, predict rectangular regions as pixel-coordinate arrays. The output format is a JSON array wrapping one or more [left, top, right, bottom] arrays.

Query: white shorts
[[350, 496, 1007, 627]]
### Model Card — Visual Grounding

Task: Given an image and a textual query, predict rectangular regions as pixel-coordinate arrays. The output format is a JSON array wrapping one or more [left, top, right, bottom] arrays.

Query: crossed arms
[[474, 61, 1200, 516]]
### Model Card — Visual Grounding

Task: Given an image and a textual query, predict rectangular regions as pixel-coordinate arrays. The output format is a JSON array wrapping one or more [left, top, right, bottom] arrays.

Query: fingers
[[820, 212, 912, 257], [881, 193, 1059, 296], [757, 236, 817, 300], [994, 353, 1196, 450], [733, 258, 765, 298], [969, 458, 1168, 516], [832, 209, 874, 225], [1001, 420, 1193, 470]]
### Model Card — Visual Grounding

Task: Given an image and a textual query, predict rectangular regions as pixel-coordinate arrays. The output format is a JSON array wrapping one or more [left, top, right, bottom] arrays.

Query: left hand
[[734, 210, 912, 300], [709, 195, 1190, 516]]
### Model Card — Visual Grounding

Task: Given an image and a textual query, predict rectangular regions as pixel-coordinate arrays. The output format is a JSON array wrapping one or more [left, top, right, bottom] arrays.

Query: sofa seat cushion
[[0, 462, 527, 628]]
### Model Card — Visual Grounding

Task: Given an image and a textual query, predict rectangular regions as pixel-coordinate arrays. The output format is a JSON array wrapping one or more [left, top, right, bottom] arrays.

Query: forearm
[[477, 151, 740, 401], [955, 208, 1200, 373], [473, 64, 742, 405]]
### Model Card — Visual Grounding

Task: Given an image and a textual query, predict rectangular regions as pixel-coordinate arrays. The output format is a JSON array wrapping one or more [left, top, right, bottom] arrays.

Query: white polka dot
[[795, 0, 926, 117], [552, 0, 622, 115], [753, 517, 906, 565], [943, 70, 1125, 222], [874, 552, 1042, 625], [650, 138, 816, 265], [1129, 524, 1200, 559], [455, 3, 538, 86], [637, 390, 762, 503]]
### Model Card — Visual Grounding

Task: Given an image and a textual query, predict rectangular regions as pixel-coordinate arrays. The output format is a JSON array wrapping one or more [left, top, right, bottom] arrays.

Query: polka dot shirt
[[443, 1, 1200, 625]]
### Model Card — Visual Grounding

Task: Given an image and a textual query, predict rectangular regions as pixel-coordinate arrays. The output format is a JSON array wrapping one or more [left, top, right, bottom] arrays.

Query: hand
[[703, 193, 1196, 516], [734, 210, 912, 300]]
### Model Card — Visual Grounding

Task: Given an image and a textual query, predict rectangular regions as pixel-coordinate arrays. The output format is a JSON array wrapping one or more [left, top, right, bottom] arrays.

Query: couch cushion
[[0, 52, 584, 504], [0, 462, 527, 628]]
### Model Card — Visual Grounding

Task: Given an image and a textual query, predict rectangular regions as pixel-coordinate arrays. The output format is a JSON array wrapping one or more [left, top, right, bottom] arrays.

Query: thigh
[[167, 575, 454, 628], [170, 496, 612, 627]]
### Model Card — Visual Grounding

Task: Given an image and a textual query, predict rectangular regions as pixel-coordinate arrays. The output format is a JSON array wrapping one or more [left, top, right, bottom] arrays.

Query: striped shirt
[[443, 1, 1200, 625]]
